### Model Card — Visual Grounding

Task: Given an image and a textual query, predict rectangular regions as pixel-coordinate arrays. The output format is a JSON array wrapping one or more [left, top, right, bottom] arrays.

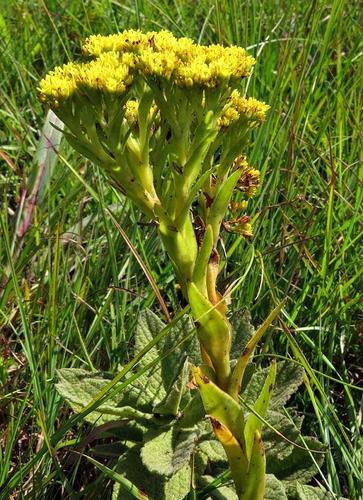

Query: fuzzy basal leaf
[[198, 439, 227, 464], [114, 445, 164, 499], [264, 411, 302, 462], [264, 474, 288, 499], [269, 436, 325, 483], [134, 309, 199, 401], [56, 309, 198, 421], [114, 443, 192, 500], [199, 475, 238, 500], [164, 464, 192, 500], [153, 359, 190, 416], [243, 361, 305, 409], [244, 360, 276, 461], [286, 481, 339, 499], [230, 309, 255, 359], [55, 368, 150, 424], [141, 424, 198, 476]]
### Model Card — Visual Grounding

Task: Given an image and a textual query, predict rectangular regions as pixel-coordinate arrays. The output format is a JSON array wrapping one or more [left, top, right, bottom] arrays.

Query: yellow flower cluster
[[233, 155, 261, 197], [39, 29, 266, 117], [83, 30, 177, 57], [39, 52, 135, 107], [124, 99, 158, 127], [124, 99, 139, 126], [83, 30, 256, 88], [219, 90, 269, 127], [223, 215, 253, 238], [229, 200, 248, 213]]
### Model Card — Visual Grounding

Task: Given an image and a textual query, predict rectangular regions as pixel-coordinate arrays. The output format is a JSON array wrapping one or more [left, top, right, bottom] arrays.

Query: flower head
[[229, 200, 248, 214], [38, 30, 268, 225], [83, 29, 177, 57], [124, 99, 158, 129], [39, 52, 136, 107], [233, 155, 261, 197], [83, 30, 255, 89], [219, 90, 269, 127], [223, 215, 253, 238]]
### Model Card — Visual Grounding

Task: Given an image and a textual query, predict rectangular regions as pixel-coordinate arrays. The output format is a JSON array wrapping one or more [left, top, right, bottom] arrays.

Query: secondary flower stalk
[[39, 29, 271, 498]]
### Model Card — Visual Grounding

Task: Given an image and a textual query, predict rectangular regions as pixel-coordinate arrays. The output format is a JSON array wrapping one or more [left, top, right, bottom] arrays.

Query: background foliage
[[0, 0, 361, 498]]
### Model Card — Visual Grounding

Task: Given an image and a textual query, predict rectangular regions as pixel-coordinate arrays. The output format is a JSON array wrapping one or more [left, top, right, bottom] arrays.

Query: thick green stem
[[158, 215, 198, 290]]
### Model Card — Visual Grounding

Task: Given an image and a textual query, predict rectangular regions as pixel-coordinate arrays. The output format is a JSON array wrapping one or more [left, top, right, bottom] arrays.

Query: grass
[[0, 0, 362, 498]]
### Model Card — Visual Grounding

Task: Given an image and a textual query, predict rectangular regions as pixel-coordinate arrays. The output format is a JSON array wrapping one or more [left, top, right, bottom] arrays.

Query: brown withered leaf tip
[[210, 416, 222, 430], [203, 192, 214, 208], [209, 248, 219, 265]]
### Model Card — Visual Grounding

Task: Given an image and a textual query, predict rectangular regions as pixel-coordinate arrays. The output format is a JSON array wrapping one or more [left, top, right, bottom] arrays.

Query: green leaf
[[115, 445, 164, 499], [210, 418, 248, 497], [242, 430, 266, 500], [264, 474, 288, 500], [240, 364, 256, 394], [83, 453, 148, 499], [55, 368, 150, 425], [198, 439, 227, 464], [141, 424, 198, 476], [154, 359, 190, 416], [230, 309, 255, 359], [228, 301, 285, 400], [194, 446, 209, 476], [271, 362, 305, 408], [207, 169, 242, 241], [176, 169, 213, 227], [136, 309, 198, 383], [158, 312, 201, 369], [243, 361, 305, 409], [199, 475, 238, 500], [141, 427, 175, 476], [120, 309, 197, 412], [192, 367, 246, 452], [269, 436, 325, 483], [179, 391, 205, 429], [115, 444, 192, 500], [137, 89, 154, 151], [134, 309, 166, 367], [286, 481, 335, 499], [128, 310, 169, 409], [188, 284, 231, 386], [264, 411, 301, 462], [192, 224, 214, 294], [244, 360, 277, 461], [164, 464, 192, 500]]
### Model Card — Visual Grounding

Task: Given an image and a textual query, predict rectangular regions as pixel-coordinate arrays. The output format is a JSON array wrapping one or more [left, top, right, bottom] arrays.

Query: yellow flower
[[82, 30, 255, 89], [223, 215, 253, 238], [40, 30, 262, 110], [39, 52, 135, 107], [124, 99, 139, 126], [229, 200, 248, 213], [233, 155, 261, 197], [124, 99, 158, 127], [219, 90, 269, 127], [83, 30, 177, 57]]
